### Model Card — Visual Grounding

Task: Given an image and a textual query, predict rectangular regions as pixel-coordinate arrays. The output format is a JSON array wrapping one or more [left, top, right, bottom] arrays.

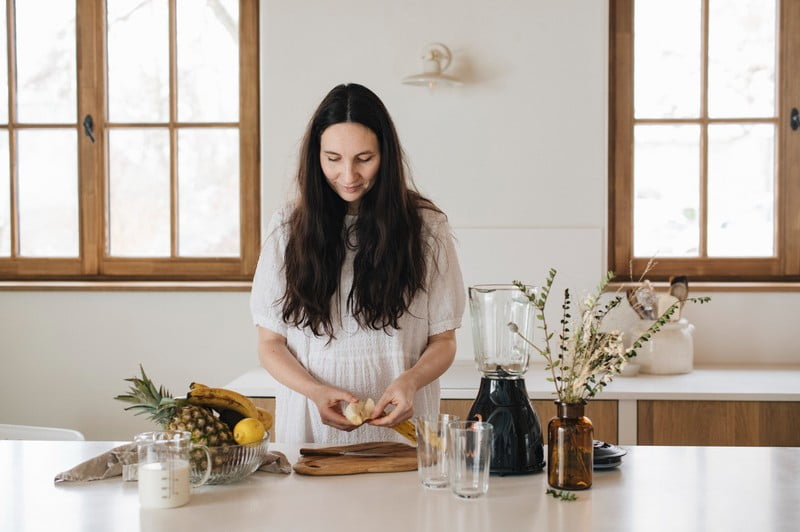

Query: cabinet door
[[440, 399, 619, 444], [638, 400, 800, 446]]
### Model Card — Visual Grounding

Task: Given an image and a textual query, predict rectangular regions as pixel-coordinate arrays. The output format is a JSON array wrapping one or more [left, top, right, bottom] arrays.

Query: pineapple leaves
[[114, 365, 236, 446]]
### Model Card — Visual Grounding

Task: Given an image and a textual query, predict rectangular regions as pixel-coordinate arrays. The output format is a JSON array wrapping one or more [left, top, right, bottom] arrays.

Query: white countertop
[[3, 440, 799, 532], [226, 360, 800, 401]]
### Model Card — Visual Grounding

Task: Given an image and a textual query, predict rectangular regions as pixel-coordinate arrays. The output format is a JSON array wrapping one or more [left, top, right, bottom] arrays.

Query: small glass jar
[[547, 402, 593, 490]]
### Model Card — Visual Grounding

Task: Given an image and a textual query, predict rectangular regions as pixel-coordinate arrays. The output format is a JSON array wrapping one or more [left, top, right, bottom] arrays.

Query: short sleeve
[[425, 214, 466, 337], [249, 208, 290, 336]]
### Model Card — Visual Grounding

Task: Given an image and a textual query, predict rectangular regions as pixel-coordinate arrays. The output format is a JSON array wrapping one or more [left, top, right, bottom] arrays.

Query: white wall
[[1, 0, 797, 441], [0, 291, 256, 441]]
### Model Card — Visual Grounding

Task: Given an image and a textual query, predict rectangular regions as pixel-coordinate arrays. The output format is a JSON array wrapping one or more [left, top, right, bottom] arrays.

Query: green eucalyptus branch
[[546, 488, 578, 501], [626, 295, 712, 358], [558, 288, 571, 388], [595, 294, 623, 321], [507, 322, 562, 398], [513, 271, 561, 396]]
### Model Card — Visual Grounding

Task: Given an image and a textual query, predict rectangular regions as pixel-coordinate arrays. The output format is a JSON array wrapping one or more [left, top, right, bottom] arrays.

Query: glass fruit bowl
[[192, 434, 270, 485]]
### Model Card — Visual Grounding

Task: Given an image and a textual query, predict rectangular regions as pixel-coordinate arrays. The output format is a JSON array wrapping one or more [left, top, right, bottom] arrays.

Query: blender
[[467, 284, 545, 475]]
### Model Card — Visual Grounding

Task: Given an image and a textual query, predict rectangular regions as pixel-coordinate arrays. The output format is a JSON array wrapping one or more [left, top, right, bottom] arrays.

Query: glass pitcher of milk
[[135, 430, 212, 509]]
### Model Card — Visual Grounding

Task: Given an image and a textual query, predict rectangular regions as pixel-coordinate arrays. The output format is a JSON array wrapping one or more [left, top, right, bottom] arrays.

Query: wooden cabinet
[[440, 399, 619, 444], [637, 400, 800, 446], [251, 395, 800, 446]]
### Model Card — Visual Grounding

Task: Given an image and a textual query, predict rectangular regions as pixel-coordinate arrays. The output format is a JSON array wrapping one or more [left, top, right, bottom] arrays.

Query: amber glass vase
[[547, 401, 593, 490]]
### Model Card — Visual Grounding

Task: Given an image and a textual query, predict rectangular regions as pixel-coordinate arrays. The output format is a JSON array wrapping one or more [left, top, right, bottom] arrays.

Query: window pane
[[108, 129, 170, 257], [0, 3, 8, 124], [634, 0, 701, 119], [107, 0, 169, 122], [707, 124, 774, 257], [0, 131, 8, 256], [176, 0, 239, 122], [634, 125, 700, 257], [18, 129, 78, 257], [708, 0, 776, 118], [15, 0, 76, 123], [177, 129, 239, 257]]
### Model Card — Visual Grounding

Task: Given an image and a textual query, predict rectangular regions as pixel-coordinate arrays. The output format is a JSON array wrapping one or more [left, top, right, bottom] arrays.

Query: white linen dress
[[250, 205, 465, 444]]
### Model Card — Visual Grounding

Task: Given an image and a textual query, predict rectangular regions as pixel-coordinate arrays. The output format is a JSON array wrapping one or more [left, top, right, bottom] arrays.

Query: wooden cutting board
[[293, 442, 417, 476]]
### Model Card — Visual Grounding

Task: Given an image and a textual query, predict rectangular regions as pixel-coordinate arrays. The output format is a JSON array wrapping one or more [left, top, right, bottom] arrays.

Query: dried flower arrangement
[[509, 269, 711, 404]]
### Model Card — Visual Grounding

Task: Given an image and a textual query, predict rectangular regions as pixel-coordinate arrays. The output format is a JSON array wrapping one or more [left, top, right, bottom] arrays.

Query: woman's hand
[[369, 330, 457, 428], [368, 373, 417, 428], [309, 384, 361, 431]]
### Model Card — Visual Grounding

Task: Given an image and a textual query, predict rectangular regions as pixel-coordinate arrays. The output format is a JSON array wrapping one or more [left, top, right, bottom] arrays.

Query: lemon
[[233, 417, 266, 444]]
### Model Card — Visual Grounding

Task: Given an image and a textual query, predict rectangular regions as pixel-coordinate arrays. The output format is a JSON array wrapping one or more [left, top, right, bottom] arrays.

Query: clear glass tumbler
[[415, 413, 459, 488], [447, 420, 494, 499]]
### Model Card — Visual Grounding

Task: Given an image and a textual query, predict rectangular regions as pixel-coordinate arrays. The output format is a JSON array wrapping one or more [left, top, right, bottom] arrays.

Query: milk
[[138, 460, 191, 508]]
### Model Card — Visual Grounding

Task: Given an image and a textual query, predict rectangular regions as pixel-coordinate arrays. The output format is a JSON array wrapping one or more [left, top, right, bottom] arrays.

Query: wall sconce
[[402, 43, 462, 89]]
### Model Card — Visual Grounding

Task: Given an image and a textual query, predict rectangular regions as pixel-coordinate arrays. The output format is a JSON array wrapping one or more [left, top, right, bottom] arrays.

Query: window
[[610, 0, 800, 281], [0, 0, 260, 281]]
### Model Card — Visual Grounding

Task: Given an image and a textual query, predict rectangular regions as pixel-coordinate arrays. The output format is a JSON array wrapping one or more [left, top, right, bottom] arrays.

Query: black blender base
[[468, 377, 545, 475]]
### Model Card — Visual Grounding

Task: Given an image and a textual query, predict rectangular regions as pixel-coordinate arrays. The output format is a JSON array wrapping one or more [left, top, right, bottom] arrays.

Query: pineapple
[[115, 365, 234, 469]]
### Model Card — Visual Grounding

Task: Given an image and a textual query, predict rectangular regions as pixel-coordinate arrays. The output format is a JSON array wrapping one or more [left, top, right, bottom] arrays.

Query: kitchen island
[[3, 440, 798, 532]]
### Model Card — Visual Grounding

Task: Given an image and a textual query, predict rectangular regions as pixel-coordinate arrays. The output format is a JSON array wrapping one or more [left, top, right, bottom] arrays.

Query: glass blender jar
[[467, 284, 545, 475]]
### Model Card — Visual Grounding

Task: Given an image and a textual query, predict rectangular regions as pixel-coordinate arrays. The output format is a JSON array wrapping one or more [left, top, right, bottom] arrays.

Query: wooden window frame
[[609, 0, 800, 282], [0, 0, 260, 282]]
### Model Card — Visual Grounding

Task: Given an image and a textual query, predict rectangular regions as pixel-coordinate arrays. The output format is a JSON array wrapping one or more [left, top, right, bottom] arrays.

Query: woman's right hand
[[309, 385, 361, 431]]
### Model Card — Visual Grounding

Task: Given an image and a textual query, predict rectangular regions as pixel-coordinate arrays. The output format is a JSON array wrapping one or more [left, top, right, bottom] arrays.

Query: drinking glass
[[415, 413, 459, 488], [447, 420, 493, 499]]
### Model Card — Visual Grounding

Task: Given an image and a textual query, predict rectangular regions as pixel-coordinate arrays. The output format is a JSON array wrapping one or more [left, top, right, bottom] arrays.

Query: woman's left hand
[[368, 373, 417, 428]]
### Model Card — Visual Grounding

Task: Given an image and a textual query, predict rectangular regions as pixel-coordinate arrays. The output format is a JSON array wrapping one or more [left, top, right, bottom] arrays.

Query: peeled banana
[[187, 384, 260, 420], [344, 398, 376, 425], [343, 398, 417, 445]]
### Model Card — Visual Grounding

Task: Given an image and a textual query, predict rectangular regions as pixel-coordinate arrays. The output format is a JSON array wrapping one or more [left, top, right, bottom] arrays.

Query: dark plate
[[593, 440, 627, 469], [594, 458, 624, 470]]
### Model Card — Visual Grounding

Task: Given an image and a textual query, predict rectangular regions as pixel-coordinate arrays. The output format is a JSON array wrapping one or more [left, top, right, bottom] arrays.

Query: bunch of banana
[[344, 398, 417, 445], [188, 382, 273, 432]]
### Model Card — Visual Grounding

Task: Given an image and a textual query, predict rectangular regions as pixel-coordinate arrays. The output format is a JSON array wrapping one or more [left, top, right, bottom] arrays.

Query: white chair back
[[0, 423, 85, 441]]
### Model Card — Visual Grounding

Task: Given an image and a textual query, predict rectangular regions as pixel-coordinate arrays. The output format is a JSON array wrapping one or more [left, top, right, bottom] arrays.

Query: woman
[[250, 83, 465, 444]]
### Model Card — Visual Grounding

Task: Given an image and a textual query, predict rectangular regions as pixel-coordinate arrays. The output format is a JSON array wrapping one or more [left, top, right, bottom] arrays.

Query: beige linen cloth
[[54, 443, 291, 483]]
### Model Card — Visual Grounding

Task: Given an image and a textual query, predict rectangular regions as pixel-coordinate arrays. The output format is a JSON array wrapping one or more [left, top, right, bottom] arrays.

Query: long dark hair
[[282, 83, 439, 338]]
